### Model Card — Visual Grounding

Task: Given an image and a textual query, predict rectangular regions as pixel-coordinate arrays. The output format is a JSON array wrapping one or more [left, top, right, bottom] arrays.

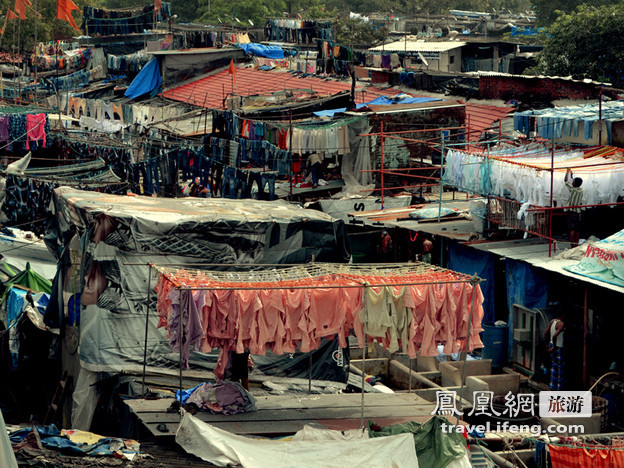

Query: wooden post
[[141, 264, 153, 396]]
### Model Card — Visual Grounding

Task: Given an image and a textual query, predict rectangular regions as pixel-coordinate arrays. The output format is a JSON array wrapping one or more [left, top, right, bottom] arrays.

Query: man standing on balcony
[[564, 169, 584, 248]]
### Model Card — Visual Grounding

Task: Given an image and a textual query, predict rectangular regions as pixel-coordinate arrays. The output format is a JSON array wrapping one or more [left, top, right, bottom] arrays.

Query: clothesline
[[152, 262, 484, 378], [443, 144, 624, 207], [0, 114, 48, 152], [153, 262, 480, 290]]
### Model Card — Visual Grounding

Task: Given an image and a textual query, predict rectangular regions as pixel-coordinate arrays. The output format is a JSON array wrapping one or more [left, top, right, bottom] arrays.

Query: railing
[[487, 196, 555, 241]]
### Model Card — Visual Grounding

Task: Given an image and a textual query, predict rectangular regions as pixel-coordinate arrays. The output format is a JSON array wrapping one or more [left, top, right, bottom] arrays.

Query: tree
[[0, 0, 93, 52], [535, 4, 624, 87], [532, 0, 618, 26], [334, 17, 384, 47]]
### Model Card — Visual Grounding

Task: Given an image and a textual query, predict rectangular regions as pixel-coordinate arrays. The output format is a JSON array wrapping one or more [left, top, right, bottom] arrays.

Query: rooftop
[[163, 67, 354, 109], [368, 39, 466, 53]]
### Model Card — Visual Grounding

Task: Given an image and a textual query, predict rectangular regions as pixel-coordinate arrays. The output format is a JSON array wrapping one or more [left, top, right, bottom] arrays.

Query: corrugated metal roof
[[467, 71, 611, 87], [368, 40, 466, 53], [465, 103, 514, 141], [163, 67, 354, 109]]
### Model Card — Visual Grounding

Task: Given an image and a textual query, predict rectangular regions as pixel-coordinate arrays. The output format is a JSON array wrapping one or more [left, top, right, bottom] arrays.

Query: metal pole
[[360, 283, 369, 429], [437, 134, 445, 222], [583, 286, 588, 387], [549, 132, 554, 256], [34, 0, 38, 105], [408, 358, 413, 393], [289, 109, 293, 199], [360, 318, 367, 429], [598, 86, 603, 144], [179, 288, 183, 407], [456, 277, 478, 422], [141, 264, 152, 396], [380, 121, 385, 209], [308, 352, 312, 394]]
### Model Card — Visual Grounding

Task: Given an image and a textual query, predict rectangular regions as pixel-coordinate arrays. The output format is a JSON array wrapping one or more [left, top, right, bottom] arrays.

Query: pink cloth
[[155, 272, 485, 379], [26, 113, 47, 150]]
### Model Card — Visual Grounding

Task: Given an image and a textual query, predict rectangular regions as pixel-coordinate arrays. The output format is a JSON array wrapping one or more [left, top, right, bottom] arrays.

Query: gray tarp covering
[[45, 188, 351, 373]]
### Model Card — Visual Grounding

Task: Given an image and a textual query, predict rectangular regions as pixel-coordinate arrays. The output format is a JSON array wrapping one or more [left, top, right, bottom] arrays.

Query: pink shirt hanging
[[26, 113, 47, 150]]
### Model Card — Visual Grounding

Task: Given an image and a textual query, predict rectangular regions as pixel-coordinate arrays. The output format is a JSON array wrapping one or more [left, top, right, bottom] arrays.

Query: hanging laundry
[[154, 265, 485, 379], [25, 114, 48, 150]]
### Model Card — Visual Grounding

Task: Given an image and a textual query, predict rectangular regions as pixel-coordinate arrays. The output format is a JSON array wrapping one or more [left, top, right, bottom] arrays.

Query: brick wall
[[479, 76, 601, 101]]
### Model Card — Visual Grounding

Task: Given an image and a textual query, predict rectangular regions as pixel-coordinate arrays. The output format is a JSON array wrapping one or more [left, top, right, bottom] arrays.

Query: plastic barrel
[[351, 252, 366, 263], [481, 323, 509, 368]]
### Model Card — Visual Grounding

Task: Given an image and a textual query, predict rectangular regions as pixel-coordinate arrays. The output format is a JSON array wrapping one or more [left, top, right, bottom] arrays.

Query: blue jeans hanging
[[222, 166, 238, 199], [260, 173, 276, 200]]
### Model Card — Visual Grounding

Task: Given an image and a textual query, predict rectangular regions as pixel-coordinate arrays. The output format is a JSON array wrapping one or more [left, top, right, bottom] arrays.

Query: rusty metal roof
[[465, 103, 514, 141], [163, 67, 354, 109]]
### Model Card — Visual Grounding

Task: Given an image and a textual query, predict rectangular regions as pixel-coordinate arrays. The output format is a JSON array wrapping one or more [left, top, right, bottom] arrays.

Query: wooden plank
[[133, 405, 433, 425], [126, 393, 438, 439], [143, 420, 313, 438], [347, 205, 423, 218], [125, 393, 431, 414], [142, 414, 436, 438]]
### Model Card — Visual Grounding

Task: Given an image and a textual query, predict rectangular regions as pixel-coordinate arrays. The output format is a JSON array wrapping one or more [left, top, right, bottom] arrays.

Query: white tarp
[[564, 229, 624, 287], [290, 425, 368, 441], [0, 408, 18, 468], [176, 413, 419, 468]]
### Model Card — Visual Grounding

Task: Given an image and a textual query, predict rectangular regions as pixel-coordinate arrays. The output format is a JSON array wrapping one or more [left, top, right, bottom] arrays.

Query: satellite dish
[[248, 19, 254, 26], [418, 51, 429, 67]]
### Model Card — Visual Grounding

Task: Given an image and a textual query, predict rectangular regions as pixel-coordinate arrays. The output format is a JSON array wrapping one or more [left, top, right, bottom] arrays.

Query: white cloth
[[176, 412, 419, 468], [550, 319, 564, 348], [0, 408, 18, 468]]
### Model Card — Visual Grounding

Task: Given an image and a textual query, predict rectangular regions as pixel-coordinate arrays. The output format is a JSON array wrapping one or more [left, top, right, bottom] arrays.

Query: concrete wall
[[446, 49, 463, 73]]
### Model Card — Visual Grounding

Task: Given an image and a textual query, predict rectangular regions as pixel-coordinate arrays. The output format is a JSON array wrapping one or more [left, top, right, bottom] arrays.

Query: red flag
[[14, 0, 27, 19], [7, 9, 19, 19], [57, 0, 80, 30], [228, 58, 236, 86]]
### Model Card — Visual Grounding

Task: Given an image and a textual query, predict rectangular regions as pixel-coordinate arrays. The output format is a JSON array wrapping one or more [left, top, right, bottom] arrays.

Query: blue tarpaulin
[[124, 58, 162, 99], [505, 259, 549, 358], [563, 229, 624, 287], [9, 425, 139, 458], [237, 43, 285, 59], [313, 103, 367, 117], [409, 206, 458, 220], [313, 95, 442, 117], [447, 242, 496, 323], [6, 289, 50, 368], [365, 95, 441, 106]]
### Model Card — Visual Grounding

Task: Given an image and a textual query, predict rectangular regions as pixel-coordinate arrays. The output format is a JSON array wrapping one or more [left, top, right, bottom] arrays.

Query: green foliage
[[0, 0, 93, 52], [334, 17, 384, 47], [197, 0, 285, 25], [532, 0, 618, 26], [535, 4, 624, 86]]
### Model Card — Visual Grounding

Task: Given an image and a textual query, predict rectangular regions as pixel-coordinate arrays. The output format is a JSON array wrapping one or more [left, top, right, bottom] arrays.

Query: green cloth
[[368, 416, 466, 468], [0, 263, 18, 283], [0, 262, 52, 302]]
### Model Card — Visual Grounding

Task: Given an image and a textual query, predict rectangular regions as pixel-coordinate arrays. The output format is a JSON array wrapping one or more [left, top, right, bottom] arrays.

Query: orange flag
[[57, 0, 80, 30], [7, 9, 19, 19], [228, 58, 236, 87], [14, 0, 27, 19]]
